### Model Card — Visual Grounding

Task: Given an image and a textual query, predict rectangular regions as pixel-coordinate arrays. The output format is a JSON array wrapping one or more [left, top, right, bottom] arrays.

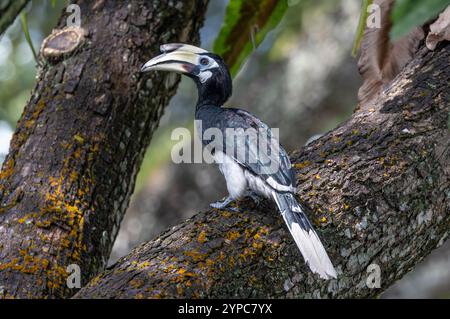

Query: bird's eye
[[200, 58, 209, 66]]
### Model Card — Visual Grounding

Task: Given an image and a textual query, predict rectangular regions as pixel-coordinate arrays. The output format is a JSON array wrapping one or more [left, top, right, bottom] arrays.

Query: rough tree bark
[[75, 44, 449, 299], [0, 0, 208, 299], [0, 0, 30, 37]]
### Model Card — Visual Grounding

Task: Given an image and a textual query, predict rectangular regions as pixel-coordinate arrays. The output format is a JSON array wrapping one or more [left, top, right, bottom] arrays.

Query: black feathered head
[[141, 43, 232, 106]]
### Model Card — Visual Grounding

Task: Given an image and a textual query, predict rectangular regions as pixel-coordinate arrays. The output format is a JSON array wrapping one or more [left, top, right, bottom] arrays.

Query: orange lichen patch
[[17, 213, 33, 224], [293, 160, 311, 169], [0, 258, 20, 271], [244, 228, 252, 240], [130, 278, 145, 289], [176, 285, 184, 295], [60, 141, 71, 149], [172, 267, 198, 288], [218, 251, 225, 260], [0, 246, 45, 275], [205, 258, 215, 267], [315, 174, 321, 180], [259, 226, 269, 235], [24, 119, 35, 129], [225, 230, 240, 241], [138, 261, 150, 269], [163, 264, 175, 273], [33, 100, 46, 118], [73, 134, 85, 144], [184, 249, 207, 262], [221, 211, 232, 218], [41, 259, 49, 269], [73, 148, 82, 159], [45, 263, 68, 291], [252, 241, 263, 249], [239, 248, 257, 262], [0, 158, 14, 180], [40, 140, 95, 264], [89, 274, 103, 286], [89, 143, 99, 153], [197, 231, 207, 244], [69, 170, 79, 183], [248, 275, 258, 284], [228, 255, 235, 268]]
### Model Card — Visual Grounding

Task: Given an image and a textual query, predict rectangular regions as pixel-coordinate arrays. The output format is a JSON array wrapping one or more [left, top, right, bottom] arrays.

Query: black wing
[[218, 108, 295, 193]]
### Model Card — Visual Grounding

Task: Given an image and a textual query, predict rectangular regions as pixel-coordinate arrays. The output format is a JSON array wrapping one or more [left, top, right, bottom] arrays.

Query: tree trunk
[[0, 0, 29, 36], [0, 0, 208, 299], [75, 44, 450, 299]]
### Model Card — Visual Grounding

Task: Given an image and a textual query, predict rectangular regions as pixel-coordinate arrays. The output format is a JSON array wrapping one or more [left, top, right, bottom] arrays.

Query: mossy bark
[[0, 0, 208, 298], [75, 44, 450, 299]]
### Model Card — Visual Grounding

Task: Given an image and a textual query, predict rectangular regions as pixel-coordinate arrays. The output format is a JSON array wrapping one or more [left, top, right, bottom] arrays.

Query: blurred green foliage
[[213, 0, 288, 76], [352, 0, 372, 56], [20, 12, 38, 62], [0, 0, 66, 126], [391, 0, 450, 40]]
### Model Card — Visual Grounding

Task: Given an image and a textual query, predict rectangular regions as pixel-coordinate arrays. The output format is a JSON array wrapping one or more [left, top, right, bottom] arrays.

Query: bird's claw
[[245, 191, 262, 206], [210, 196, 237, 211]]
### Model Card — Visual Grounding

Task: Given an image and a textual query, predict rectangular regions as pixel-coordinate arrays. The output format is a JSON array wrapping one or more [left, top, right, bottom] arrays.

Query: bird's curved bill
[[140, 43, 207, 74]]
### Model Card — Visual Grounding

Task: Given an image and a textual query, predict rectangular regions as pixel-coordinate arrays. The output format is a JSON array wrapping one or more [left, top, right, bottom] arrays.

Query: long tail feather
[[272, 192, 337, 280]]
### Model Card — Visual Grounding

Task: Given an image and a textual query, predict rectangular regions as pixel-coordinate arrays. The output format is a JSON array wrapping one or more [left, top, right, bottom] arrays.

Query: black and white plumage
[[141, 43, 337, 280]]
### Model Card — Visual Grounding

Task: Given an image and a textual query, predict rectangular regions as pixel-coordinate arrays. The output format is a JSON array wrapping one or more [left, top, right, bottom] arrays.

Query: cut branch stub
[[41, 26, 87, 61]]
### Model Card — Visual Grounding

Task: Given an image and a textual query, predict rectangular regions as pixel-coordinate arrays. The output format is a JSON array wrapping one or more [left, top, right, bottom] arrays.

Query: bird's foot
[[210, 196, 237, 211], [244, 191, 262, 206]]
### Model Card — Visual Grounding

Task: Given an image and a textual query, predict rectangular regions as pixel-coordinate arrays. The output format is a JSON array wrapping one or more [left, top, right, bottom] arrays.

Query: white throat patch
[[199, 70, 213, 83]]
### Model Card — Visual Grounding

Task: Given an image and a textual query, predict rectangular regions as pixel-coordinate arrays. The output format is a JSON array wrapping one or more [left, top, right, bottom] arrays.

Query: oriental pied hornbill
[[141, 43, 337, 280]]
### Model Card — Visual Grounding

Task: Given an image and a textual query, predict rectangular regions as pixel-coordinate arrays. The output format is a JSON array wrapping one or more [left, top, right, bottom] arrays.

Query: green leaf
[[213, 0, 288, 77], [352, 0, 372, 57], [20, 12, 38, 63], [391, 0, 450, 40]]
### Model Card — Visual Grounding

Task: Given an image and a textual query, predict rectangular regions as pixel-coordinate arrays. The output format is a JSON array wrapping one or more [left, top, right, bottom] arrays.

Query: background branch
[[0, 0, 30, 37]]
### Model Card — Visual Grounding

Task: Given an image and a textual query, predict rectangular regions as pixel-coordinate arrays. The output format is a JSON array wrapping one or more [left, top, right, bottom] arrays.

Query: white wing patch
[[244, 170, 272, 198], [266, 176, 296, 193]]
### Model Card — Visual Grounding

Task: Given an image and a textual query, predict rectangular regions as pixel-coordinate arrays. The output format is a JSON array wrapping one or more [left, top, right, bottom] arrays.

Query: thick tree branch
[[0, 0, 30, 36], [0, 0, 208, 298], [75, 44, 449, 299]]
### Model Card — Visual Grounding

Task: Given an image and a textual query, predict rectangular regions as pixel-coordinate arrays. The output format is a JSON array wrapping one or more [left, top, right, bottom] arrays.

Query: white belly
[[213, 150, 275, 200], [214, 151, 247, 199]]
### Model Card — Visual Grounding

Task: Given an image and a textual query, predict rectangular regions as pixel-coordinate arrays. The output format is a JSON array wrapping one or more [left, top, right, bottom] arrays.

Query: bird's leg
[[210, 196, 235, 210]]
